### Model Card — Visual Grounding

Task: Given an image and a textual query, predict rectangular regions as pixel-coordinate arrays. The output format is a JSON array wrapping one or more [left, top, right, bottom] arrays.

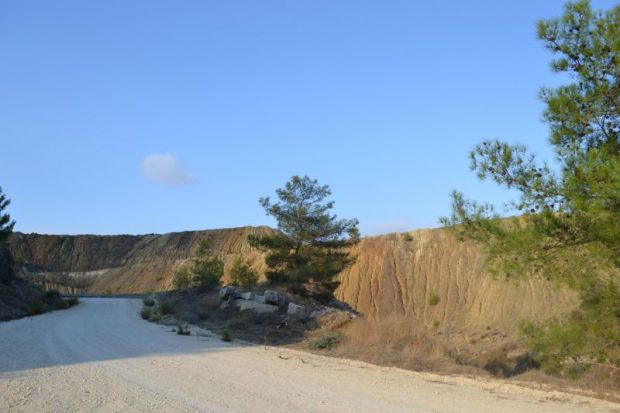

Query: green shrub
[[428, 291, 440, 306], [28, 302, 45, 316], [64, 297, 79, 307], [173, 266, 192, 289], [403, 233, 413, 242], [229, 256, 259, 290], [176, 324, 191, 336], [439, 1, 620, 380], [159, 301, 174, 315], [140, 307, 152, 320], [521, 280, 620, 377], [306, 319, 320, 331], [143, 297, 155, 307], [309, 333, 342, 350], [221, 328, 232, 342], [44, 289, 61, 299], [432, 320, 440, 329], [192, 255, 224, 290], [149, 312, 161, 323]]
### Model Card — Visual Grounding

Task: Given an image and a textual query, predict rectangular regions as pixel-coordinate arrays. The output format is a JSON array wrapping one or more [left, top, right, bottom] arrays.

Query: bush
[[140, 307, 152, 320], [309, 333, 342, 350], [159, 301, 174, 315], [44, 289, 61, 300], [221, 328, 232, 342], [312, 291, 334, 305], [176, 324, 191, 336], [64, 297, 79, 307], [173, 266, 192, 289], [403, 233, 413, 242], [193, 255, 224, 290], [229, 256, 259, 290], [248, 175, 359, 298], [521, 280, 620, 377], [428, 291, 440, 306], [28, 301, 45, 316], [149, 312, 161, 323], [143, 297, 155, 307]]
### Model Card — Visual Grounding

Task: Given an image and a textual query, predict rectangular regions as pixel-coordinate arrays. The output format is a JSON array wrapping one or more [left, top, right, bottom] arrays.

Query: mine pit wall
[[335, 229, 578, 338], [8, 227, 271, 294], [8, 226, 577, 339]]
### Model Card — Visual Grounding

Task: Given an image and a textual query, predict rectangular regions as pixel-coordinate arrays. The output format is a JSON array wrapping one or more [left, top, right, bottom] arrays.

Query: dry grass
[[514, 368, 620, 404], [311, 317, 474, 374], [307, 316, 620, 402]]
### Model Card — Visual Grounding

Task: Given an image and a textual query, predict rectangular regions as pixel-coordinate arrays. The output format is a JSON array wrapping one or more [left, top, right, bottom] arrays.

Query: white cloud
[[140, 154, 196, 186]]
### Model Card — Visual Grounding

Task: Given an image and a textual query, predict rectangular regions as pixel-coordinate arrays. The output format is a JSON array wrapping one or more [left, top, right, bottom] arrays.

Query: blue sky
[[1, 1, 615, 235]]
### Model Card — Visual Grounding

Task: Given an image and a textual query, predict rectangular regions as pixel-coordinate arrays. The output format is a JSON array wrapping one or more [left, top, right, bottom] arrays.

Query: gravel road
[[0, 298, 617, 412]]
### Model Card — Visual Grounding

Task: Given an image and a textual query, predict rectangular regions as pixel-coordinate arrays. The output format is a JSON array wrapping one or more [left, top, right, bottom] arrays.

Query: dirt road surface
[[0, 298, 617, 412]]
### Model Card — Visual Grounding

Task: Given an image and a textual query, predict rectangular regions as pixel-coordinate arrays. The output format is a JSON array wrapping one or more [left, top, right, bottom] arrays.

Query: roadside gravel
[[0, 298, 617, 412]]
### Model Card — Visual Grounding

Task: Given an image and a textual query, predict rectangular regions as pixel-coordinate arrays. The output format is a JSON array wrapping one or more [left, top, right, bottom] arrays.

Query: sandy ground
[[0, 298, 617, 413]]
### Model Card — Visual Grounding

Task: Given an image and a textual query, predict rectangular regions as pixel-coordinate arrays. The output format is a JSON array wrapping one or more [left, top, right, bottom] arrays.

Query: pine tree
[[191, 239, 224, 290], [249, 175, 359, 301], [441, 1, 619, 376], [228, 255, 259, 290], [0, 187, 15, 243]]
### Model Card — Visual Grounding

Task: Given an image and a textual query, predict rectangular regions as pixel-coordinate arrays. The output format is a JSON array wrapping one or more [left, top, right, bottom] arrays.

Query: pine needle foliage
[[249, 175, 359, 301], [191, 240, 224, 290], [441, 1, 619, 377], [0, 187, 15, 243], [172, 266, 192, 289], [171, 240, 224, 290], [228, 255, 259, 290]]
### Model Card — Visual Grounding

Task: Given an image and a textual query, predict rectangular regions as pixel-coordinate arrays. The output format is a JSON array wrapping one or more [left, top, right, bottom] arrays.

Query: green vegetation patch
[[309, 333, 343, 350]]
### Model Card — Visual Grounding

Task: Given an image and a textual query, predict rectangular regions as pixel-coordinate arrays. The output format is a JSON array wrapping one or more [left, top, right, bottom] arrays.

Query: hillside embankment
[[8, 227, 271, 293], [8, 226, 577, 337], [0, 244, 71, 321], [7, 226, 586, 382]]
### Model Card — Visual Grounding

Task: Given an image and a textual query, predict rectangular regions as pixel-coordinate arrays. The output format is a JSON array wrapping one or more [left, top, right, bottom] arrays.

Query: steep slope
[[8, 226, 577, 338], [8, 227, 271, 293], [0, 244, 64, 321], [336, 229, 577, 337]]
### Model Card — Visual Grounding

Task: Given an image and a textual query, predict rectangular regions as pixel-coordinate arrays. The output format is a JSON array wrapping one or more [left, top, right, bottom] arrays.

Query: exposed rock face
[[9, 227, 271, 293], [7, 226, 577, 339], [287, 302, 307, 318], [263, 290, 288, 307], [336, 229, 577, 336], [233, 299, 277, 313]]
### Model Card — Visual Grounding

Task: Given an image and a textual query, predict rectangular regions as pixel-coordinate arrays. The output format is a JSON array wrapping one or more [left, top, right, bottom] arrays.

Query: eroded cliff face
[[336, 229, 577, 336], [8, 226, 576, 337], [8, 227, 271, 293]]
